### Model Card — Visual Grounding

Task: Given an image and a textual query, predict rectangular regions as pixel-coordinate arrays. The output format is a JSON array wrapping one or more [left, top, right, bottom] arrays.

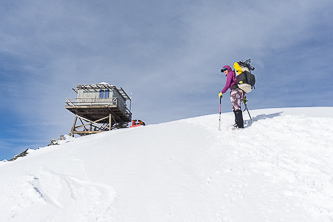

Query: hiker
[[218, 65, 245, 129]]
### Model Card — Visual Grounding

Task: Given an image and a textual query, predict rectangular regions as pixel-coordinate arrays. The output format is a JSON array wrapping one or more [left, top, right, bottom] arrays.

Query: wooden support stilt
[[70, 114, 115, 136], [70, 115, 78, 137]]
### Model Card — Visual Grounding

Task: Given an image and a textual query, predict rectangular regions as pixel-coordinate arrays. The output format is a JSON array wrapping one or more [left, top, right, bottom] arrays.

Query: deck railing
[[66, 97, 116, 106], [66, 97, 131, 118]]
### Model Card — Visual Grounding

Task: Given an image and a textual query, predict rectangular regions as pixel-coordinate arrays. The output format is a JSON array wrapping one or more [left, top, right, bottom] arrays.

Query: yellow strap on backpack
[[234, 62, 243, 75]]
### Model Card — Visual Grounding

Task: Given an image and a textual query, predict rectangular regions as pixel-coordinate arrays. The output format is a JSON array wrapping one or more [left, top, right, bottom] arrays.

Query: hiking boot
[[234, 110, 244, 128]]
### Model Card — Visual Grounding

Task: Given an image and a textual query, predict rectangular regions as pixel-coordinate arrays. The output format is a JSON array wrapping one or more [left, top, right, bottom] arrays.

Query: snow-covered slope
[[0, 107, 333, 222]]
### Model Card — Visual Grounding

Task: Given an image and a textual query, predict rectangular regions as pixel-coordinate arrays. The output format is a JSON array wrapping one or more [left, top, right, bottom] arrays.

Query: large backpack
[[234, 59, 256, 93]]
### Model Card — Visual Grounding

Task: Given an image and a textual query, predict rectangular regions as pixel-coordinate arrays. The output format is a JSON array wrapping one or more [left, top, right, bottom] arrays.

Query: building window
[[99, 90, 104, 99], [99, 89, 110, 99]]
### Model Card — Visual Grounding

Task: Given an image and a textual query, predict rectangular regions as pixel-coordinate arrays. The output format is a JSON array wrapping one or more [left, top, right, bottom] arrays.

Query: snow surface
[[0, 107, 333, 222]]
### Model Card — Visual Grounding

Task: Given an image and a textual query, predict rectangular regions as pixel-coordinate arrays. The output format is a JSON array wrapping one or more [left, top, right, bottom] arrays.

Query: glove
[[243, 98, 248, 104], [218, 92, 222, 98]]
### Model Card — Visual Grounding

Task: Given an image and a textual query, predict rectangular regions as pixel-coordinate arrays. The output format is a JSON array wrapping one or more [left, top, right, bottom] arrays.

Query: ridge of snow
[[0, 107, 332, 221], [98, 82, 112, 85]]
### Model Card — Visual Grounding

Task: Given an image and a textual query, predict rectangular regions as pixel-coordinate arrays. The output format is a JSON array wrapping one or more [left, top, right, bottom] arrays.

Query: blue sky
[[1, 0, 333, 160]]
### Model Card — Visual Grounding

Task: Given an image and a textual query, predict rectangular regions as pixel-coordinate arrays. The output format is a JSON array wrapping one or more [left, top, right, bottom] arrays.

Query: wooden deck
[[65, 98, 132, 136]]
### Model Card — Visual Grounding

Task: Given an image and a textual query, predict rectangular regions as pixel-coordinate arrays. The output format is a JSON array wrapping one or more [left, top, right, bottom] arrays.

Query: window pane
[[99, 90, 104, 99]]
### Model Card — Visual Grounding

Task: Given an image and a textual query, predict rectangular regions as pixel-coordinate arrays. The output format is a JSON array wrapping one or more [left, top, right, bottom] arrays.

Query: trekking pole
[[244, 102, 253, 123], [219, 96, 222, 131]]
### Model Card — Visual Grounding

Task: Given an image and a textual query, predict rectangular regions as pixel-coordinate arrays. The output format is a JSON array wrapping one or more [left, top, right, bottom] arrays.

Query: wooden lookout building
[[65, 83, 132, 136]]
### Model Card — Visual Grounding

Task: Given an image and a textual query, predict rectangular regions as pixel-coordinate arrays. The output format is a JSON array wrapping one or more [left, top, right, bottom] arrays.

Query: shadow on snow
[[245, 112, 282, 127]]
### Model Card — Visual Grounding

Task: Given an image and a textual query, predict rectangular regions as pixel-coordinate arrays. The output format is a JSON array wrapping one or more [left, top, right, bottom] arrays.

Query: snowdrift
[[0, 107, 333, 222]]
